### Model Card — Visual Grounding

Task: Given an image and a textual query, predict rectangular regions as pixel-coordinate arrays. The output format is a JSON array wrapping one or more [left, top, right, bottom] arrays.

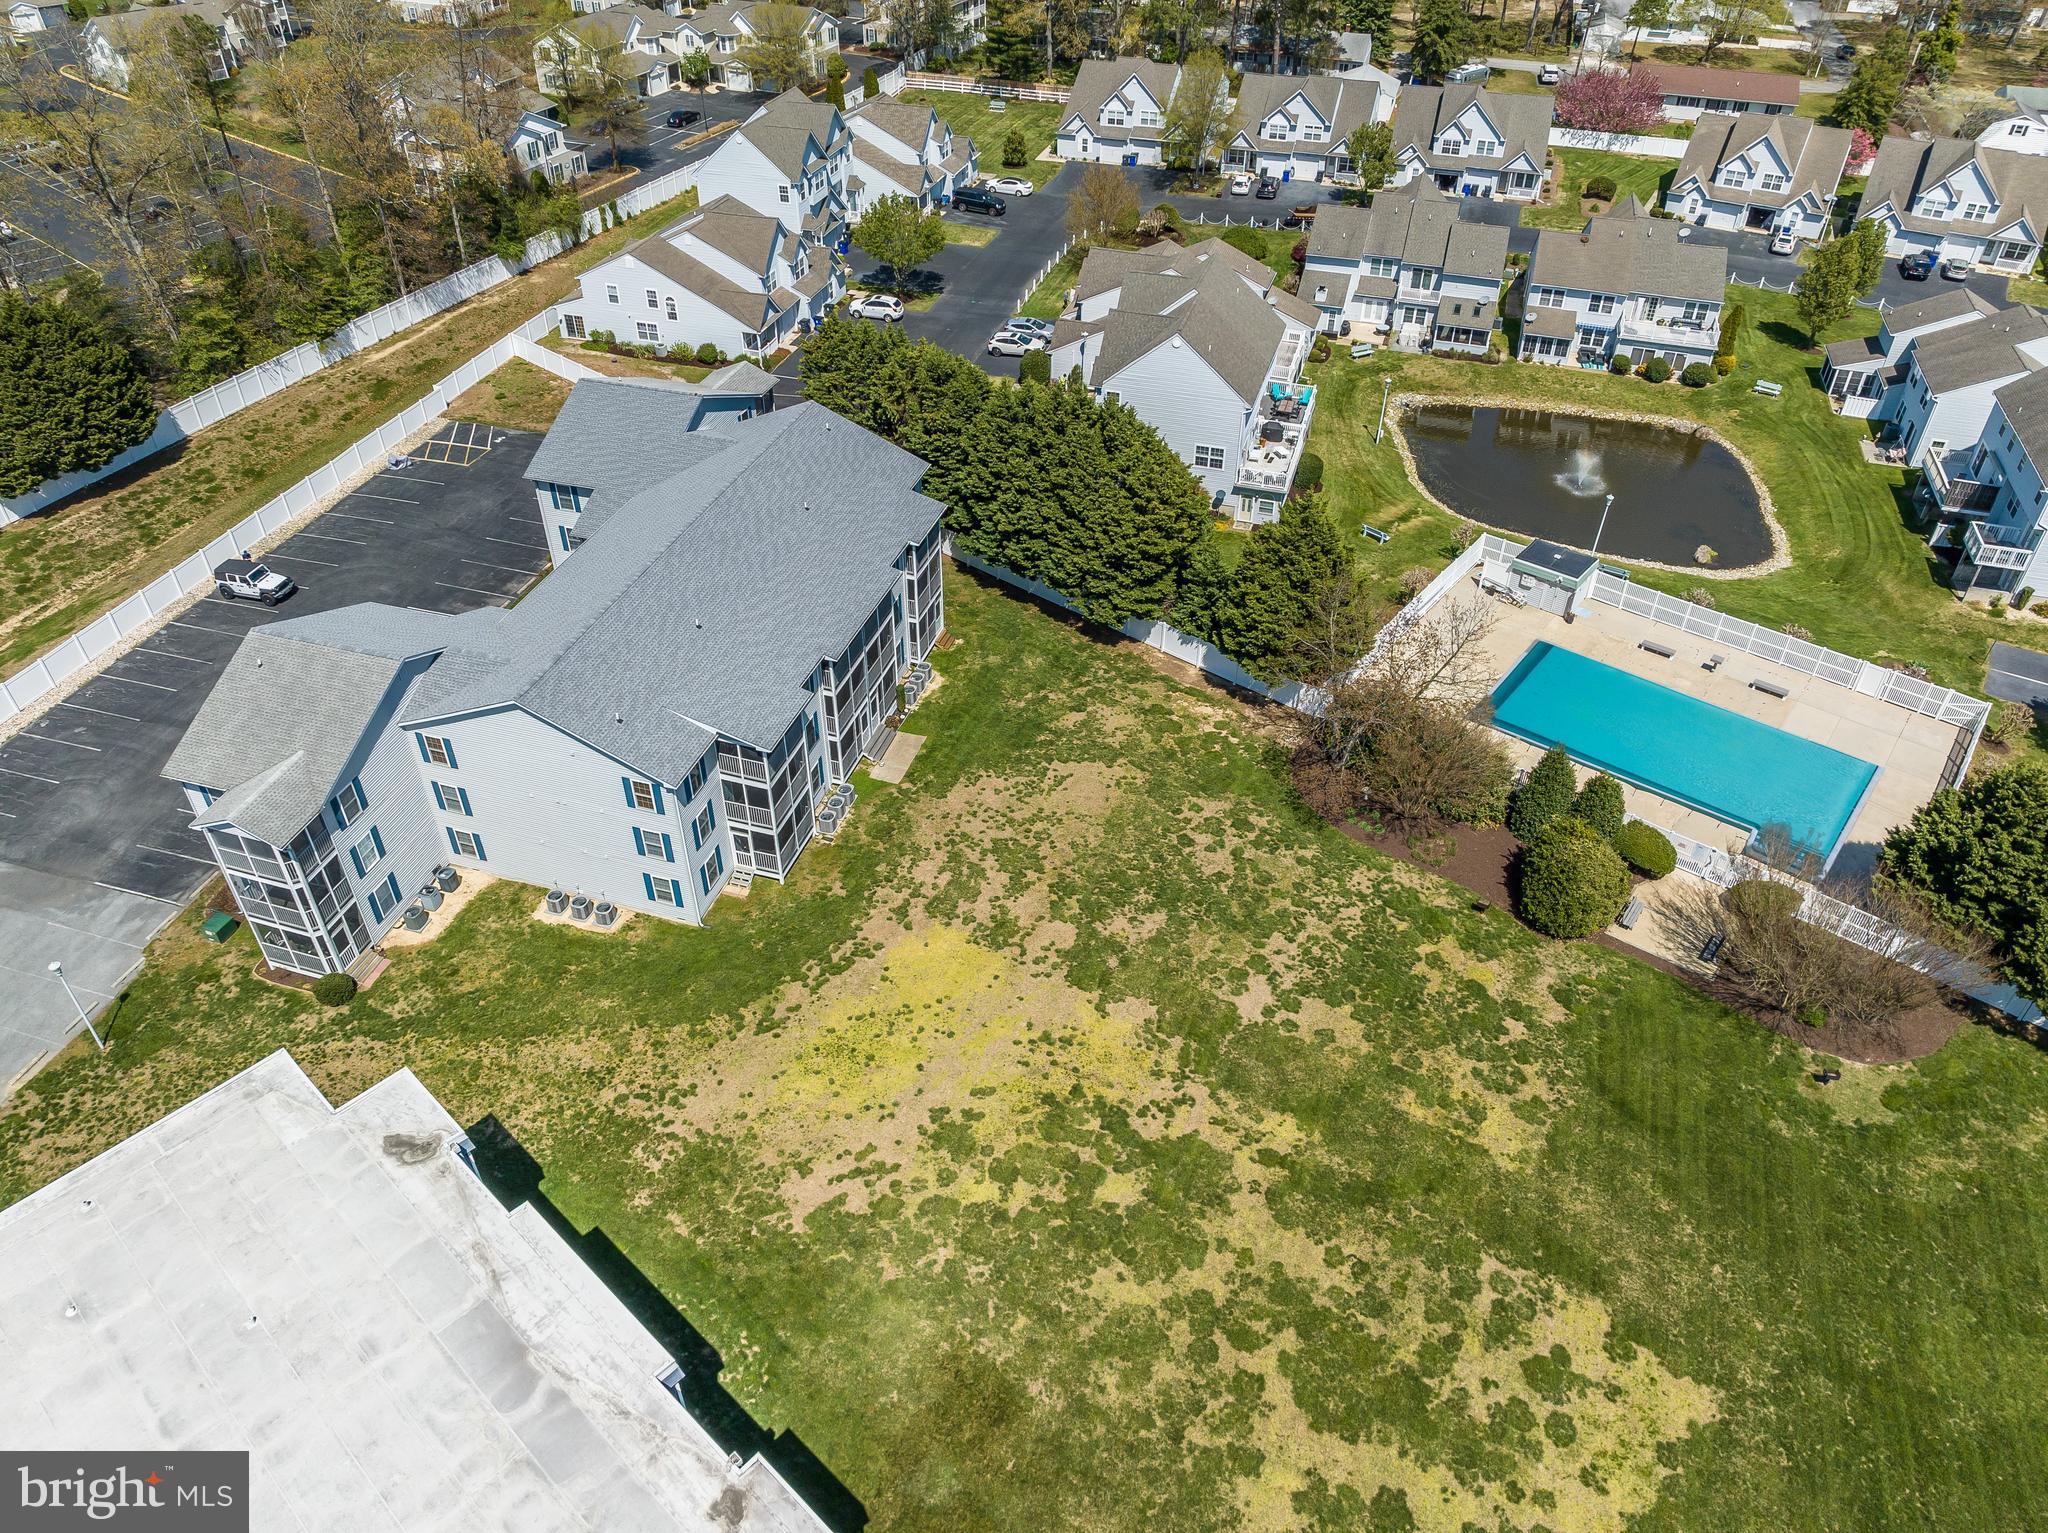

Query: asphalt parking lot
[[1987, 641, 2048, 710], [0, 423, 549, 1090]]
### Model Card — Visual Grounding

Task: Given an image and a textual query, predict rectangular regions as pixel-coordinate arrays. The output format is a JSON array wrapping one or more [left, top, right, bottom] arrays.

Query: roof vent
[[1171, 335, 1183, 347], [694, 618, 703, 629]]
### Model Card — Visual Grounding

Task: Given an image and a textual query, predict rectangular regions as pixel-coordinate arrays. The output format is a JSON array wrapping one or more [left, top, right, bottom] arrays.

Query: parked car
[[1255, 177, 1279, 200], [1005, 316, 1054, 337], [664, 109, 701, 129], [1769, 225, 1798, 255], [848, 293, 905, 321], [1835, 41, 1856, 58], [1445, 61, 1490, 83], [213, 559, 297, 606], [1228, 172, 1254, 195], [1940, 255, 1974, 281], [1898, 251, 1935, 281], [987, 329, 1047, 356], [984, 175, 1033, 196], [951, 184, 1006, 216], [1537, 63, 1562, 84]]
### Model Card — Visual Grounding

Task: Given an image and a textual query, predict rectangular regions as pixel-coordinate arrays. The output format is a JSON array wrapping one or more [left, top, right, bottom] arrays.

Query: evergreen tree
[[1409, 0, 1478, 81], [1831, 27, 1909, 138], [1507, 745, 1577, 840], [1084, 383, 1211, 625], [1572, 772, 1626, 842], [1920, 0, 1962, 81], [798, 314, 907, 428], [170, 300, 246, 392], [1338, 0, 1394, 45], [1213, 497, 1346, 681], [1172, 535, 1233, 644], [0, 291, 158, 497]]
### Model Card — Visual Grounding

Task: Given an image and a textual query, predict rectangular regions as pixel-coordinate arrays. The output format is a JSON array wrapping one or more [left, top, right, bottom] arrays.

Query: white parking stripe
[[0, 764, 61, 784], [380, 471, 443, 484], [135, 842, 217, 866], [86, 671, 178, 692], [462, 558, 542, 576], [321, 510, 397, 526], [349, 491, 420, 505], [95, 880, 181, 905], [130, 646, 212, 665], [484, 536, 546, 551], [22, 732, 101, 751], [435, 581, 511, 603], [290, 530, 371, 546], [278, 554, 340, 567], [167, 618, 258, 638], [55, 700, 143, 723]]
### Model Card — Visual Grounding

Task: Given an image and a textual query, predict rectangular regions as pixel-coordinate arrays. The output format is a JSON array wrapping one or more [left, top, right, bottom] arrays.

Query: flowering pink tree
[[1553, 70, 1667, 137], [1846, 126, 1877, 172]]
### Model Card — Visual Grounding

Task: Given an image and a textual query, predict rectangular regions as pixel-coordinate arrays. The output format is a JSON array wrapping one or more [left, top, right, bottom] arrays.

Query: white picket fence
[[1547, 127, 1689, 160], [901, 71, 1069, 101], [1020, 236, 1076, 308], [1, 230, 575, 525], [0, 309, 577, 722], [577, 160, 703, 239]]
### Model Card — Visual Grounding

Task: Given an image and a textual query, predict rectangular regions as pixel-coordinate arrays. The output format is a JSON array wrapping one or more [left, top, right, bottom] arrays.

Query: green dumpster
[[200, 911, 238, 944]]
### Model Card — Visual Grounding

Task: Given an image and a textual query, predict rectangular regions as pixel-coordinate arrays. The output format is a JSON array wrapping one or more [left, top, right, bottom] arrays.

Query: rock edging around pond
[[1383, 391, 1792, 581]]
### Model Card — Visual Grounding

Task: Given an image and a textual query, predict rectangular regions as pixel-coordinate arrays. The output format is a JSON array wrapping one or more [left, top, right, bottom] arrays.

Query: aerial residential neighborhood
[[9, 1, 2048, 1528]]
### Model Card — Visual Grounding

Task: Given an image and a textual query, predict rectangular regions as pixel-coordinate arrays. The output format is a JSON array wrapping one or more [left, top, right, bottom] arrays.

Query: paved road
[[0, 424, 551, 1092], [1986, 641, 2048, 710]]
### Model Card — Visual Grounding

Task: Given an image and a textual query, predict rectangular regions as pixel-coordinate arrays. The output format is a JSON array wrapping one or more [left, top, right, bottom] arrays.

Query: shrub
[[1992, 596, 2008, 617], [2017, 585, 2036, 613], [1682, 586, 1716, 609], [695, 341, 718, 365], [1986, 699, 2035, 748], [1153, 202, 1183, 232], [1681, 362, 1712, 388], [1309, 335, 1331, 363], [1639, 356, 1672, 383], [1716, 301, 1743, 362], [1018, 349, 1051, 383], [1608, 353, 1632, 375], [1220, 225, 1268, 259], [1295, 450, 1323, 490], [1439, 743, 1515, 827], [1713, 354, 1736, 376], [1583, 173, 1618, 202], [1782, 622, 1812, 641], [1724, 876, 1801, 925], [1613, 820, 1677, 878], [1290, 237, 1309, 266], [1508, 744, 1577, 840], [863, 64, 880, 98], [1003, 129, 1028, 167], [311, 973, 357, 1008], [1519, 819, 1632, 938], [1573, 772, 1626, 841]]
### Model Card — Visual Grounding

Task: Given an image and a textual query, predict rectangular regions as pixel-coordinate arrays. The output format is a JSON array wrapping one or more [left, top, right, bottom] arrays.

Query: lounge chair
[[1750, 679, 1790, 699], [1639, 641, 1676, 659], [1704, 653, 1725, 672]]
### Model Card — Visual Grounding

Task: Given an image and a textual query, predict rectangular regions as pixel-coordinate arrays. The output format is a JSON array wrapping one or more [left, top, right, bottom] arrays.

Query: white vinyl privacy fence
[[0, 311, 587, 721]]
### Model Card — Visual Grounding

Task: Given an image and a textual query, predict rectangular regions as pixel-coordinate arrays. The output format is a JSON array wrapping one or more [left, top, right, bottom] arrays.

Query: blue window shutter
[[632, 826, 644, 855], [472, 834, 485, 861], [385, 873, 400, 907], [371, 826, 385, 858], [622, 776, 636, 808], [642, 872, 655, 900], [416, 734, 430, 763], [652, 782, 666, 814], [661, 833, 673, 861], [458, 787, 471, 816], [446, 826, 459, 855], [444, 739, 458, 770], [352, 776, 367, 811], [349, 845, 365, 878], [559, 524, 571, 551]]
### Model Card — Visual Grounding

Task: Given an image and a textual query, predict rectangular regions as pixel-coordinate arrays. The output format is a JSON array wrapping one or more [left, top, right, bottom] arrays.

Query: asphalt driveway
[[1987, 641, 2048, 710], [0, 424, 550, 1091]]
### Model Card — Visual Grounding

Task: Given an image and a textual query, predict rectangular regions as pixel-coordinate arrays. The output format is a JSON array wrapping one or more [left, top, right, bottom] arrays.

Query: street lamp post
[[1374, 374, 1393, 444], [1591, 493, 1615, 557], [48, 961, 107, 1053]]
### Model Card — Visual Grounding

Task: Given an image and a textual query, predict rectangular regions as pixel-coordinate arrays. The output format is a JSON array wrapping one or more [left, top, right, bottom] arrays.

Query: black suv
[[1898, 251, 1935, 281], [951, 184, 1006, 216], [1255, 177, 1280, 200]]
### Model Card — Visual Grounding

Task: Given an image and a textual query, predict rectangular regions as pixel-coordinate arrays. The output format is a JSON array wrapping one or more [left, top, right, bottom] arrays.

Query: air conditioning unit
[[594, 901, 617, 928], [569, 894, 593, 921], [402, 903, 430, 931], [546, 889, 568, 914]]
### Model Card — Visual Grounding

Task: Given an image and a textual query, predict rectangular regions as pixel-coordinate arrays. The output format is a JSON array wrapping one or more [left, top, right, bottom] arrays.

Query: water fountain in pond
[[1555, 447, 1606, 497]]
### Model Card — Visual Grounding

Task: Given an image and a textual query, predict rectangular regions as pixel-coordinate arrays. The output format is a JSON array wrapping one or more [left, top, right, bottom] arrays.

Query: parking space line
[[95, 880, 182, 905], [435, 581, 511, 603], [135, 842, 217, 866], [379, 471, 443, 485], [0, 764, 61, 784], [484, 536, 546, 551], [198, 597, 274, 611], [349, 492, 420, 505], [93, 671, 179, 691], [55, 700, 143, 723], [290, 530, 371, 546], [278, 553, 340, 567], [321, 510, 397, 526], [167, 618, 260, 639], [22, 732, 101, 751], [131, 647, 212, 665], [462, 558, 542, 576]]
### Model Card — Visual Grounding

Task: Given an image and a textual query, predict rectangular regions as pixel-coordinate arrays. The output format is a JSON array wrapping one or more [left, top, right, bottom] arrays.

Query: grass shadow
[[464, 1113, 868, 1533]]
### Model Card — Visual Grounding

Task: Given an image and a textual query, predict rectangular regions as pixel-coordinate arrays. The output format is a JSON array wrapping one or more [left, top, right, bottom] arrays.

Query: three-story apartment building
[[1884, 303, 2048, 471], [665, 2, 838, 92], [693, 88, 854, 246], [558, 194, 842, 357], [1922, 367, 2048, 596], [164, 383, 944, 978], [1858, 134, 2048, 274], [1663, 111, 1851, 239], [1517, 199, 1727, 372], [84, 0, 300, 87], [1819, 287, 2001, 418], [1300, 181, 1511, 353], [1387, 83, 1553, 202]]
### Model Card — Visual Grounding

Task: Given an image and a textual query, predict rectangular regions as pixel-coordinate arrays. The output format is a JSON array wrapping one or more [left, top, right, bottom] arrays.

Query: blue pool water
[[1490, 642, 1879, 859]]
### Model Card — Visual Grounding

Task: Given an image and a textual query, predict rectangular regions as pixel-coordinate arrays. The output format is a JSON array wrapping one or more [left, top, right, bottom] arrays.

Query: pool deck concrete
[[1465, 587, 1963, 881]]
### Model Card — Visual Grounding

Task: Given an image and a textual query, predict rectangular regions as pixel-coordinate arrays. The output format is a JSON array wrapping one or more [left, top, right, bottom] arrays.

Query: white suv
[[213, 559, 297, 606], [848, 293, 905, 321]]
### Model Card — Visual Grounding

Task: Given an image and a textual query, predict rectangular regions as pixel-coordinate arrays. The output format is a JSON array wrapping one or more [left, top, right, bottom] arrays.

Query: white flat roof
[[0, 1051, 827, 1533]]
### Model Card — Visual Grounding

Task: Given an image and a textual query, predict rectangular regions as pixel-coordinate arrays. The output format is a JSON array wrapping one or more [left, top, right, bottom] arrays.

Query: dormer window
[[1471, 139, 1497, 156]]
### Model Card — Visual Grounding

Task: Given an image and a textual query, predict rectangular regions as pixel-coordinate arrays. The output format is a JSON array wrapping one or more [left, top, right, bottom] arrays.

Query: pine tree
[[0, 292, 158, 497], [1573, 772, 1626, 842], [1213, 497, 1346, 682], [1172, 536, 1233, 645], [1508, 745, 1577, 840], [1793, 237, 1860, 348], [1076, 379, 1211, 626], [1409, 0, 1478, 82]]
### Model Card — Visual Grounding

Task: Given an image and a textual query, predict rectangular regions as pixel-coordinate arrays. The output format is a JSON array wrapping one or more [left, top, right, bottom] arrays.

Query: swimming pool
[[1489, 642, 1878, 860]]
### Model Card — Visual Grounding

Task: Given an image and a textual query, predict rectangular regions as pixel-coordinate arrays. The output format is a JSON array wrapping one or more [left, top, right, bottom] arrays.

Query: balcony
[[1236, 383, 1318, 497], [1922, 451, 2002, 516], [1965, 519, 2038, 572], [1616, 307, 1715, 348]]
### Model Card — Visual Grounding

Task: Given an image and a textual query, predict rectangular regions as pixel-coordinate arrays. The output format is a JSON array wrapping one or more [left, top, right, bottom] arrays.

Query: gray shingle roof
[[1882, 287, 2000, 336], [847, 97, 935, 152], [524, 377, 744, 499], [1671, 111, 1851, 212], [1230, 73, 1382, 153], [1995, 366, 2048, 468], [664, 194, 782, 272], [1910, 303, 2048, 394], [731, 89, 847, 179], [1305, 181, 1510, 280], [1071, 237, 1271, 304], [1528, 204, 1727, 303], [850, 138, 926, 196], [404, 396, 941, 767], [1063, 57, 1181, 139], [1859, 134, 2048, 244], [1392, 83, 1552, 174], [1088, 257, 1287, 405]]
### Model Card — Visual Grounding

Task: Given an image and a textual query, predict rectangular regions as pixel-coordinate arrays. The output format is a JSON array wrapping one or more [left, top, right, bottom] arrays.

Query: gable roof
[[1672, 111, 1852, 210], [666, 193, 784, 273], [1859, 134, 2048, 242], [1909, 303, 2048, 394], [846, 96, 936, 154], [1628, 60, 1799, 107], [1882, 286, 2001, 337], [1392, 83, 1553, 172], [1085, 256, 1291, 405], [1063, 56, 1181, 138], [570, 1, 674, 43], [1528, 202, 1727, 302], [1995, 365, 2048, 468], [1305, 181, 1511, 281], [727, 88, 848, 179], [1231, 73, 1382, 152], [850, 137, 927, 196], [1072, 235, 1271, 303]]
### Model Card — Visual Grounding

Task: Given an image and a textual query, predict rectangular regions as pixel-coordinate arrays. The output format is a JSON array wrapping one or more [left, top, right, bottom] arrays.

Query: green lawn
[[1524, 150, 1677, 232], [1306, 286, 2011, 693], [902, 91, 1068, 188], [7, 570, 2048, 1532]]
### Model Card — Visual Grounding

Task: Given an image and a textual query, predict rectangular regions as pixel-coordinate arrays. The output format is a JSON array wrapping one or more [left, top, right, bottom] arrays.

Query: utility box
[[200, 911, 238, 944]]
